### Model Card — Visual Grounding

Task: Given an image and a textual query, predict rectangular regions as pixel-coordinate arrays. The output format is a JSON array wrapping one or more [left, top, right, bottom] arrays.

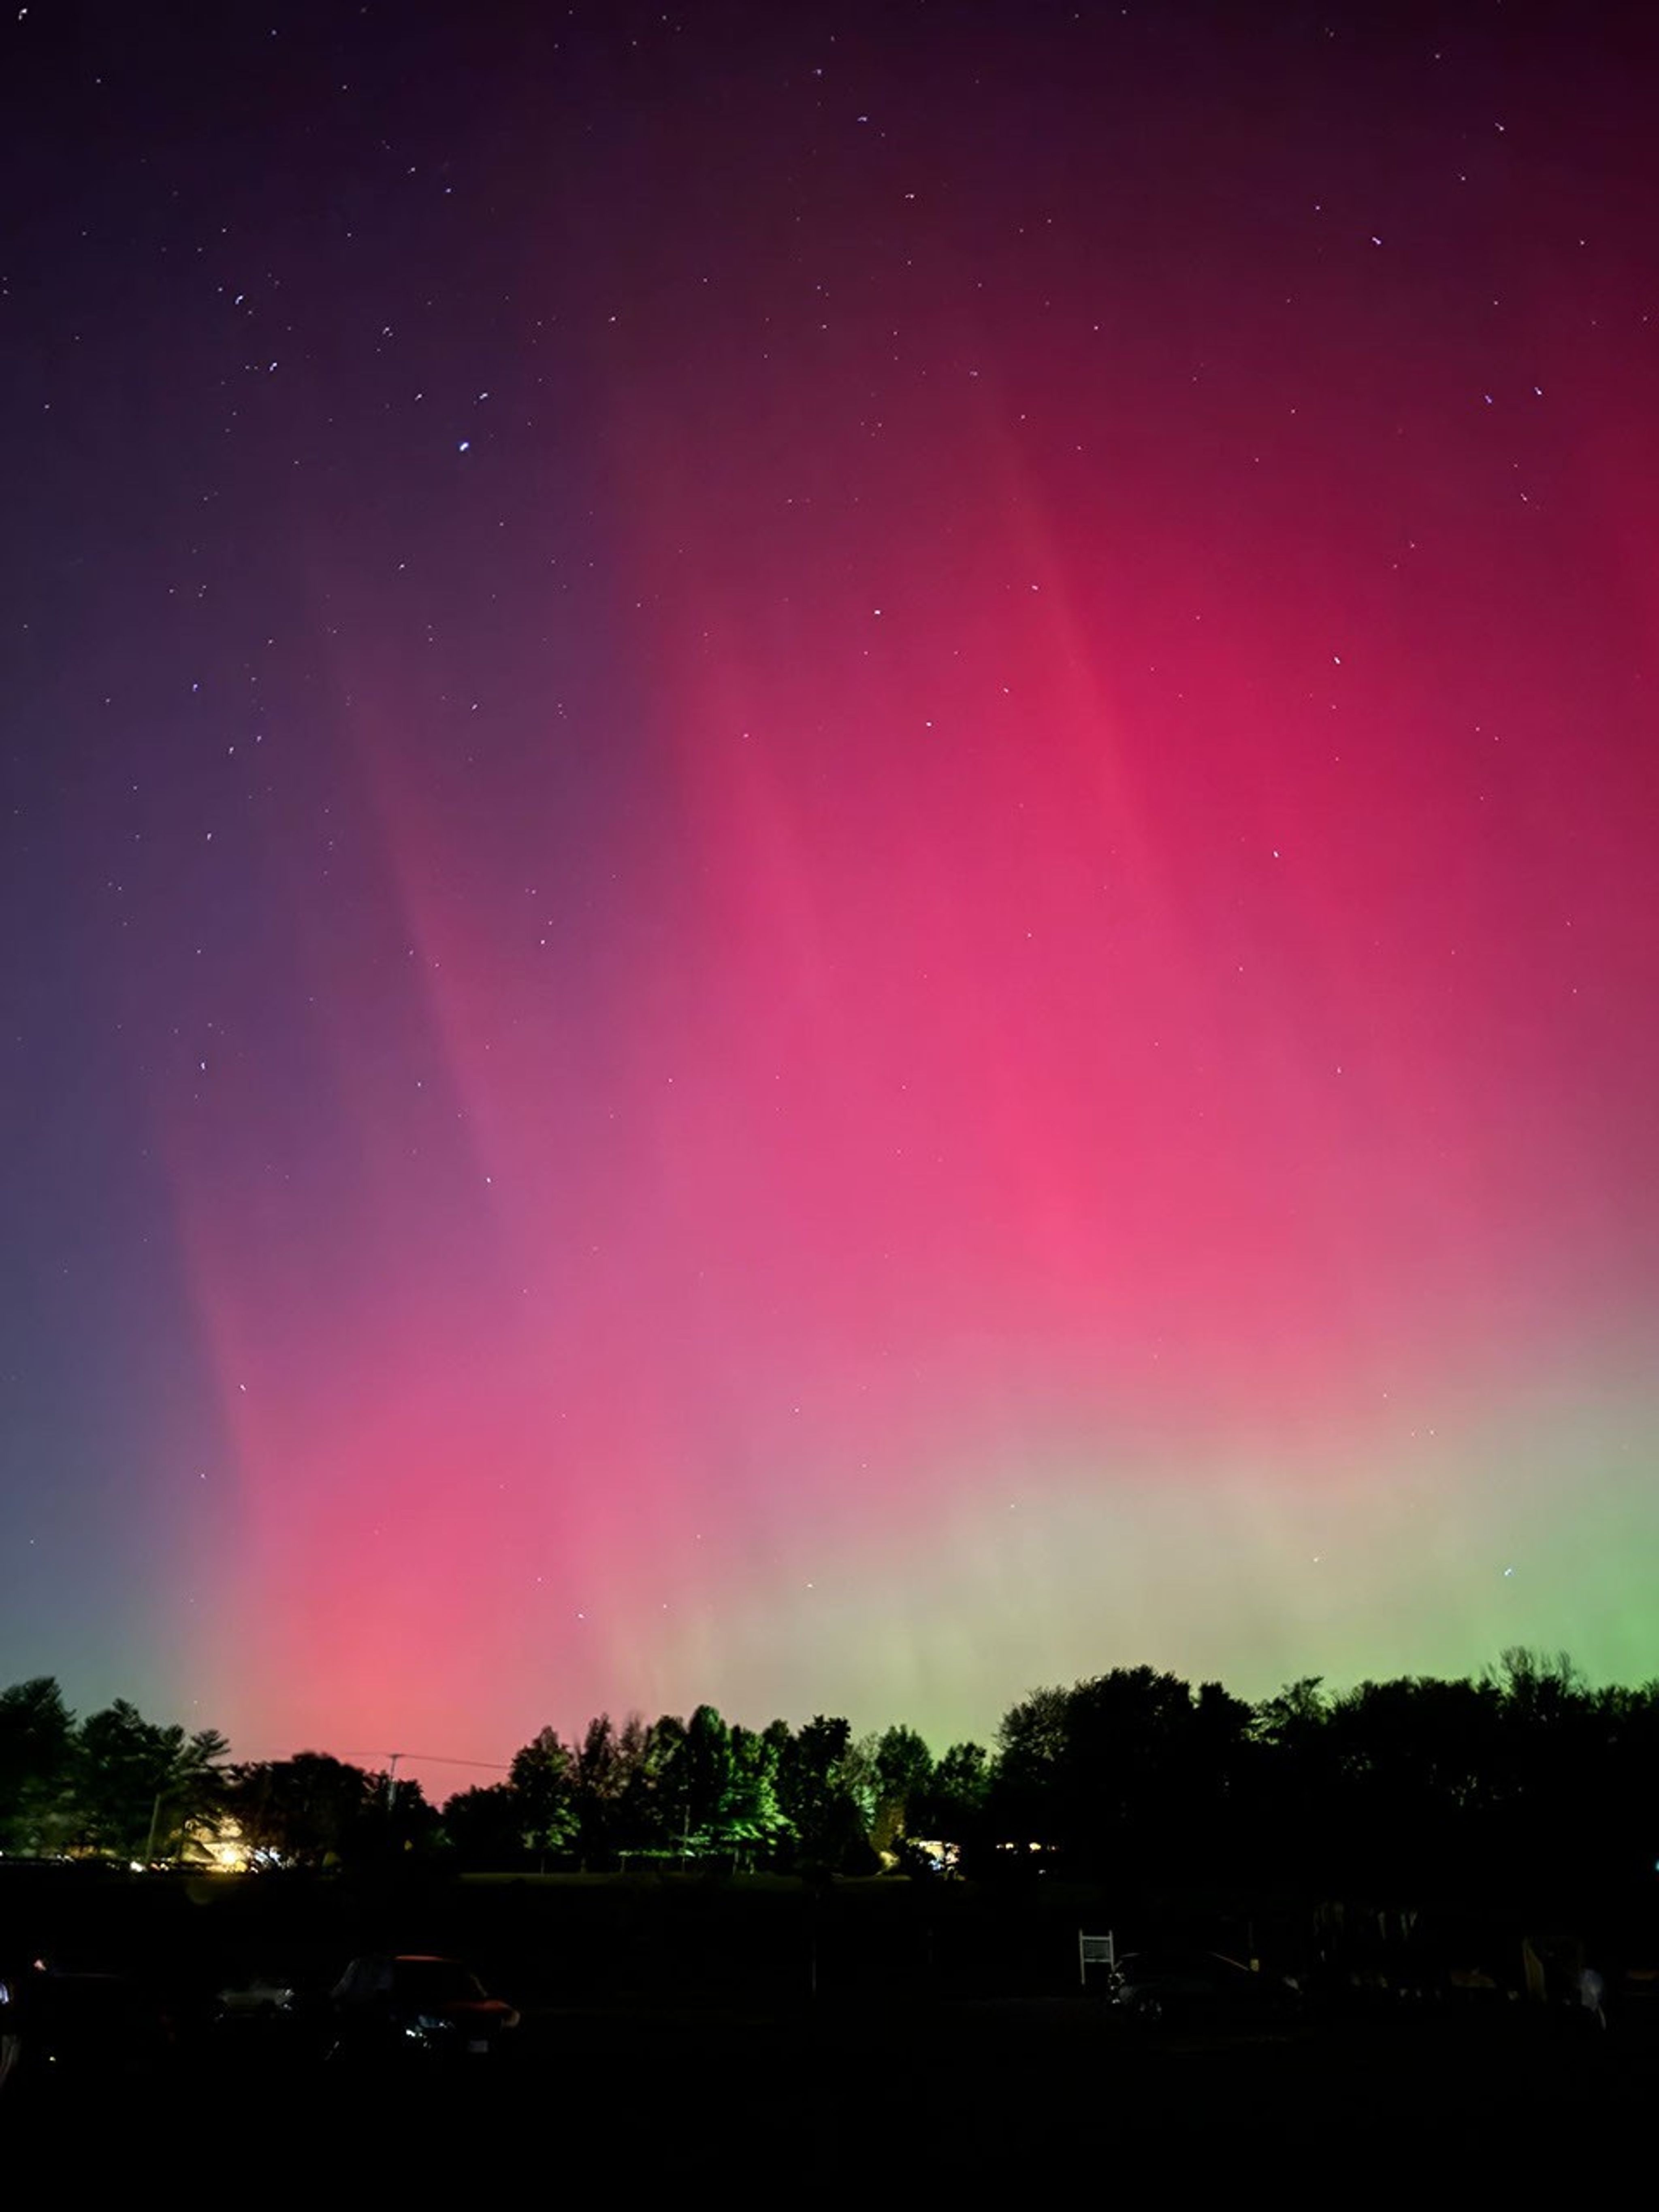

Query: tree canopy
[[4, 1647, 1653, 1896]]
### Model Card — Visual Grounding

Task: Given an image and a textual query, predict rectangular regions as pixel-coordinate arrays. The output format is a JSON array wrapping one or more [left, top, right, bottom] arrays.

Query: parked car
[[0, 1975, 21, 2096], [214, 1968, 300, 2020], [0, 1959, 178, 2090], [1108, 1949, 1299, 2029], [328, 1954, 520, 2061]]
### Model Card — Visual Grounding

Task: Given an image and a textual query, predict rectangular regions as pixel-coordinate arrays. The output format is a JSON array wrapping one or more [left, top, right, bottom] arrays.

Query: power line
[[389, 1751, 511, 1771], [226, 1746, 511, 1773]]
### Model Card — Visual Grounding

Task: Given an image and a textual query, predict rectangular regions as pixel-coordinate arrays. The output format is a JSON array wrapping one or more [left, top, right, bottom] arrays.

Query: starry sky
[[2, 2, 1656, 1781]]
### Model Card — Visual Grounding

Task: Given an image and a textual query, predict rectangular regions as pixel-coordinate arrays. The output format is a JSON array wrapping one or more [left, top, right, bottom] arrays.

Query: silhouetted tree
[[913, 1740, 990, 1845], [993, 1668, 1219, 1875], [508, 1728, 578, 1860], [1593, 1678, 1659, 1886], [226, 1752, 378, 1868], [719, 1723, 792, 1857], [0, 1677, 75, 1853], [1487, 1647, 1599, 1889], [11, 1647, 1659, 1905], [1249, 1677, 1337, 1885], [681, 1704, 734, 1845], [779, 1716, 873, 1870], [570, 1713, 633, 1866], [992, 1684, 1070, 1842], [1328, 1675, 1503, 1888], [74, 1701, 228, 1861], [440, 1783, 528, 1865], [642, 1713, 691, 1845], [609, 1713, 659, 1852], [868, 1725, 934, 1856], [626, 1705, 775, 1859], [361, 1768, 436, 1858], [1062, 1667, 1202, 1871]]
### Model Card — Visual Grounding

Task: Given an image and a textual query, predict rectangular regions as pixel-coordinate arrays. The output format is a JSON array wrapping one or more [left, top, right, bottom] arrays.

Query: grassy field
[[5, 1862, 1166, 2010], [3, 1863, 1650, 2182]]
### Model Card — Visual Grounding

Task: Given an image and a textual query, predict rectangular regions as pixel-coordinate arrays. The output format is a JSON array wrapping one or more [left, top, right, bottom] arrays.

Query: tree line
[[2, 1649, 1655, 1897]]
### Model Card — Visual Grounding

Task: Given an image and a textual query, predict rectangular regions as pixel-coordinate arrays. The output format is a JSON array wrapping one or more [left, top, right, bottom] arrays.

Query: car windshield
[[390, 1960, 485, 2004]]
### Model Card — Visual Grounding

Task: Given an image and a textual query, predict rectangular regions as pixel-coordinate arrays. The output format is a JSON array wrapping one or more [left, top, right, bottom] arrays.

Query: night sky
[[3, 2, 1656, 1783]]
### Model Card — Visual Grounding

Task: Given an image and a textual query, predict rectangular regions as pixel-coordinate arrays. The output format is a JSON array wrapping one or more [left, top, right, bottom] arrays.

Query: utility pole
[[386, 1753, 401, 1815]]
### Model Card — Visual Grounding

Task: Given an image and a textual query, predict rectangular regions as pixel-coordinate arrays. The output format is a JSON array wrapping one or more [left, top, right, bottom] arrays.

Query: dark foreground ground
[[4, 1868, 1651, 2182], [9, 1995, 1650, 2187]]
